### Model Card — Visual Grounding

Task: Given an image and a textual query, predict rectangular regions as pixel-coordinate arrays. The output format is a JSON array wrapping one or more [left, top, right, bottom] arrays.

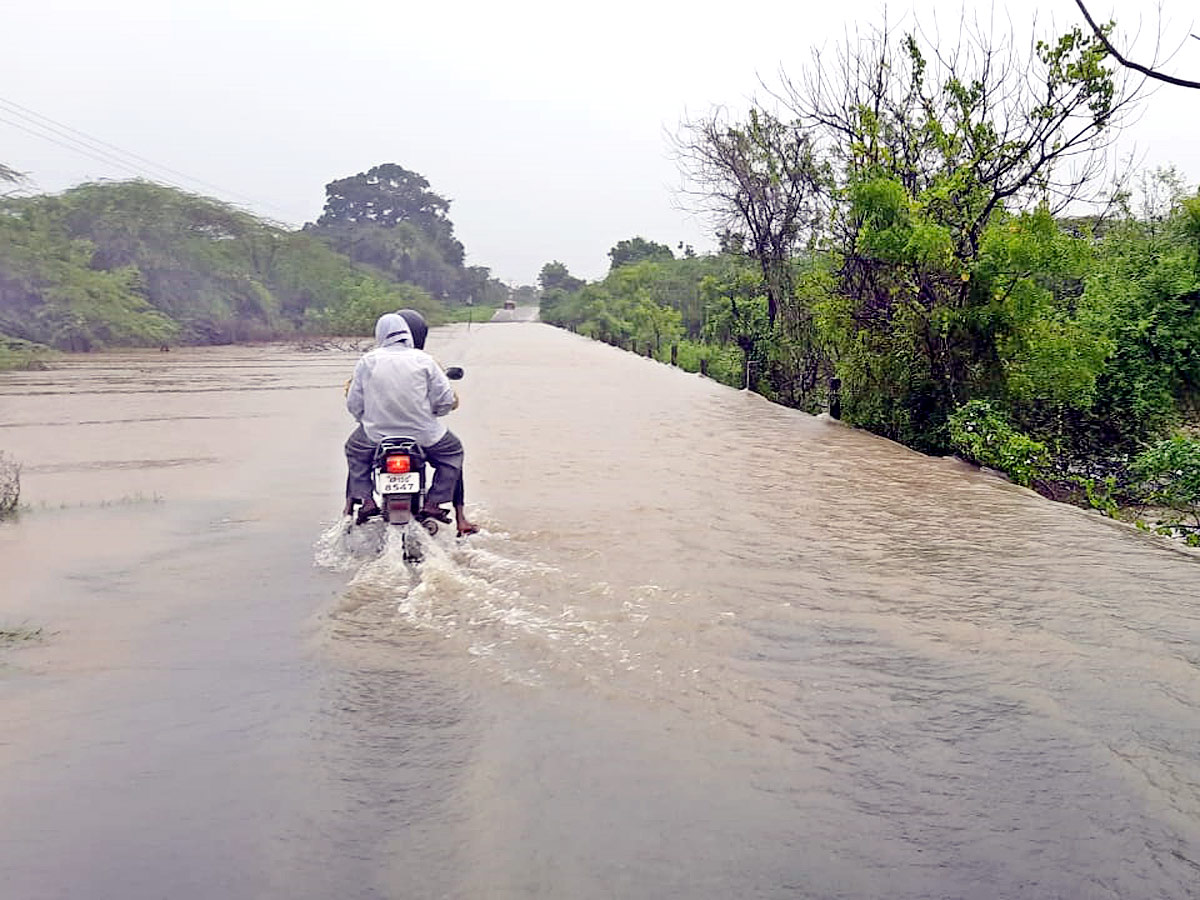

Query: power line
[[0, 95, 285, 211], [0, 95, 297, 219], [0, 96, 220, 191], [0, 112, 157, 183]]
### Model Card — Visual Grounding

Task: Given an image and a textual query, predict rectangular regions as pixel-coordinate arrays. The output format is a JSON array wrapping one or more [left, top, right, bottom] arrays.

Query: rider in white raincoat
[[343, 312, 470, 531]]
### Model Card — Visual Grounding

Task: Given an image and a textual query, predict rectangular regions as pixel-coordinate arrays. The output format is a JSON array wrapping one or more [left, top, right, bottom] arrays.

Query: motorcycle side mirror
[[445, 366, 464, 380]]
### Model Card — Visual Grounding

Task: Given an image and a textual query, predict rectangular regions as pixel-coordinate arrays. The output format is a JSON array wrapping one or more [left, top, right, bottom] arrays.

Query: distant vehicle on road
[[503, 298, 516, 310]]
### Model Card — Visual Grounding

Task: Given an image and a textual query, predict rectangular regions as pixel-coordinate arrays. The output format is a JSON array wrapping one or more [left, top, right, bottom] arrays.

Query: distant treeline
[[0, 163, 511, 356]]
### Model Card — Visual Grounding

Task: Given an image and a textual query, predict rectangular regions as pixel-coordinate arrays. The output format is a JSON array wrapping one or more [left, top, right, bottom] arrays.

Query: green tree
[[0, 179, 466, 347], [948, 401, 1050, 487], [701, 267, 772, 389], [1076, 184, 1200, 446], [575, 284, 631, 347], [537, 260, 585, 293], [0, 208, 178, 350], [317, 163, 453, 236], [782, 17, 1142, 449], [312, 163, 475, 301], [304, 276, 438, 336], [608, 237, 674, 270], [629, 291, 683, 356]]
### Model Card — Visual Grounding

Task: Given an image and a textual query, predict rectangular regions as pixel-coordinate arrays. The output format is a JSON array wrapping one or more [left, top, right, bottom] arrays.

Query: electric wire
[[0, 96, 222, 193], [0, 95, 295, 219], [0, 112, 155, 183], [0, 103, 188, 188], [0, 95, 280, 210]]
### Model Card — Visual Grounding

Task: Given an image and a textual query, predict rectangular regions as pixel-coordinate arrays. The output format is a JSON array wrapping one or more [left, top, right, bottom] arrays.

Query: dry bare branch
[[1074, 0, 1200, 89]]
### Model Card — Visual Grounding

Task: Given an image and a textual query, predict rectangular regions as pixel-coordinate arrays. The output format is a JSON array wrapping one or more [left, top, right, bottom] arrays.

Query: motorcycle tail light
[[385, 455, 411, 474]]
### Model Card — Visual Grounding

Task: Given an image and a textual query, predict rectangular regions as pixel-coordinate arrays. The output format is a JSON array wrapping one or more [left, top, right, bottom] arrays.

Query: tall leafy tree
[[608, 237, 674, 270], [317, 163, 453, 234], [312, 163, 473, 300], [537, 261, 584, 293]]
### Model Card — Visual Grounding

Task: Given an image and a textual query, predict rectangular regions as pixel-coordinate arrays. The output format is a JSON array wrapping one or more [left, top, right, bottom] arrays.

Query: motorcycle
[[365, 365, 464, 561]]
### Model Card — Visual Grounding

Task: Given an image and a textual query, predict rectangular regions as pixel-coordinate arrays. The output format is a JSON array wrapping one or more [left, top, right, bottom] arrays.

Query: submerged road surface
[[1, 324, 1198, 899]]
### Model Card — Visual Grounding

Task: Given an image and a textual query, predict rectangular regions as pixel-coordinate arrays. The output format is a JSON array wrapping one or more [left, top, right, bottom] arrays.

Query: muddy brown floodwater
[[1, 322, 1199, 899]]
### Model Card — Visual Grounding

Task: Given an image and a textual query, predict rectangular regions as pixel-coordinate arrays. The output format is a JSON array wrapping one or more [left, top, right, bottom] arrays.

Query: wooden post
[[670, 344, 678, 366], [699, 358, 708, 377], [829, 377, 842, 420]]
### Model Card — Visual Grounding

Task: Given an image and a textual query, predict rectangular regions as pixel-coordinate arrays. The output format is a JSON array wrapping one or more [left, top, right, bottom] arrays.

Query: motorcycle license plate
[[376, 471, 420, 494]]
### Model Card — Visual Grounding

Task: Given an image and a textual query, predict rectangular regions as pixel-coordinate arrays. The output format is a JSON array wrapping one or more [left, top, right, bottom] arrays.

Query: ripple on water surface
[[312, 515, 741, 697]]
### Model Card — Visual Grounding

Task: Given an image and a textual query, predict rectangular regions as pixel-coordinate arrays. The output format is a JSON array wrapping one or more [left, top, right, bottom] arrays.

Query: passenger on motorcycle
[[394, 308, 478, 536], [342, 311, 475, 535]]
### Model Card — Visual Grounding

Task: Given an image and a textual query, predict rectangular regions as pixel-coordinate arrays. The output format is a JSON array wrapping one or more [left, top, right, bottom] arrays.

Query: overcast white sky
[[3, 0, 1199, 283]]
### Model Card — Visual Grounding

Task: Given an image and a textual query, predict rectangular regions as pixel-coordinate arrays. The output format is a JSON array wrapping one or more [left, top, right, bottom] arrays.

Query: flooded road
[[1, 325, 1198, 899]]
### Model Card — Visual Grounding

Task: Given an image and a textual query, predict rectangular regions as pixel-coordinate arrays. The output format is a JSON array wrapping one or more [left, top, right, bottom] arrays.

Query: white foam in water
[[313, 512, 688, 687], [314, 511, 557, 632], [313, 516, 387, 570]]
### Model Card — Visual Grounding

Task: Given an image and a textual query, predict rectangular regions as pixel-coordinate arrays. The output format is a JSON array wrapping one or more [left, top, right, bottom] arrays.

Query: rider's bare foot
[[454, 504, 478, 536]]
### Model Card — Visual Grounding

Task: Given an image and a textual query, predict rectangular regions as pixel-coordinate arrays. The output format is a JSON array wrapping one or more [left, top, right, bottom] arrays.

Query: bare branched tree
[[1073, 0, 1200, 89], [673, 109, 820, 325], [782, 11, 1144, 249]]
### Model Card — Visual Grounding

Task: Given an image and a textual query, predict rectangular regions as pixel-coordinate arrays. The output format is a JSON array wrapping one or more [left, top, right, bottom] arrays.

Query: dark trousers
[[344, 425, 464, 508]]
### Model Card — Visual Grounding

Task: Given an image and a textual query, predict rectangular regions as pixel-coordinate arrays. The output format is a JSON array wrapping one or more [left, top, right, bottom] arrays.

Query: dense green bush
[[1076, 206, 1200, 448], [0, 179, 494, 349], [948, 400, 1050, 487], [1133, 435, 1200, 544], [302, 277, 439, 336], [0, 335, 53, 371]]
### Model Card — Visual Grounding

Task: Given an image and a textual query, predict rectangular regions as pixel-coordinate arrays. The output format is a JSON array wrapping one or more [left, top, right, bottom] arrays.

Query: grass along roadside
[[438, 303, 501, 324]]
